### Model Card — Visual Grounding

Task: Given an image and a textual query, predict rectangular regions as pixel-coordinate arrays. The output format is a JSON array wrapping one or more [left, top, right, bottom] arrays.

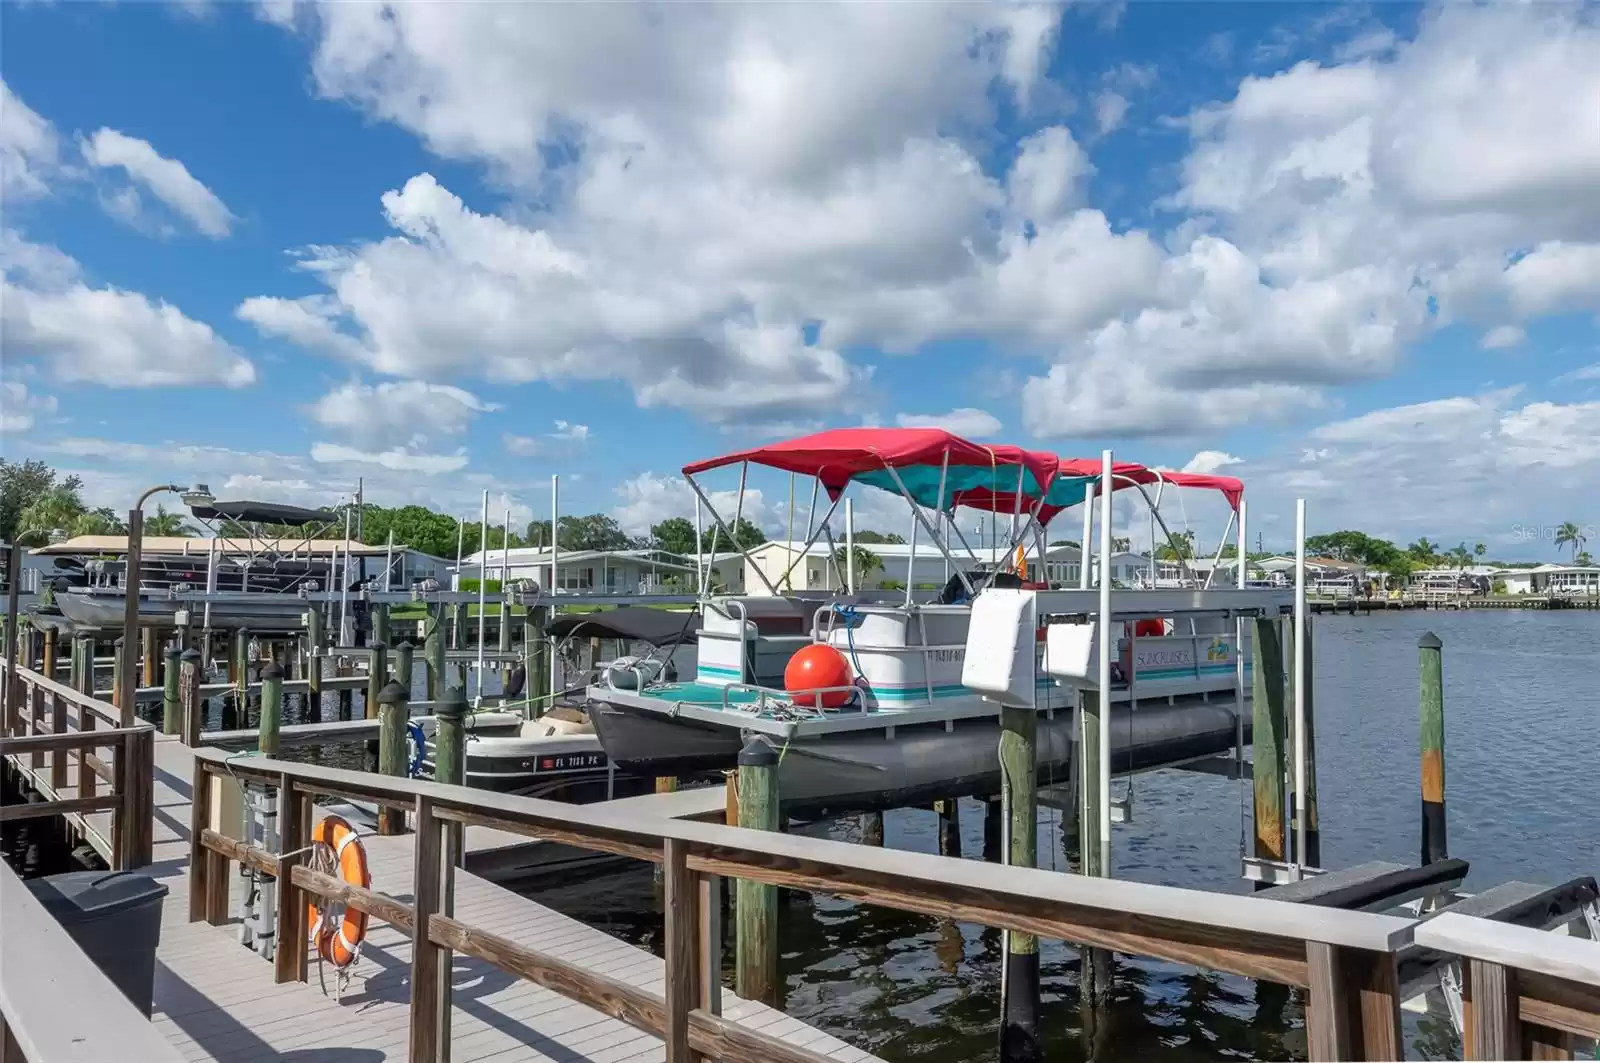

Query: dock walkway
[[7, 734, 877, 1063]]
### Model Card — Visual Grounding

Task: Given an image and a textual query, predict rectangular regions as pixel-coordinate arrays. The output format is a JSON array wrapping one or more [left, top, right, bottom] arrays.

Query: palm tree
[[831, 544, 882, 589], [143, 505, 196, 537], [1447, 543, 1473, 571], [1554, 521, 1586, 562], [1575, 550, 1594, 567], [1407, 538, 1438, 565], [1474, 542, 1486, 560]]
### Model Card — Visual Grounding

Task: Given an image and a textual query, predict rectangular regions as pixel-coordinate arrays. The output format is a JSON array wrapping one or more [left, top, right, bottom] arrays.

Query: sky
[[2, 0, 1597, 559]]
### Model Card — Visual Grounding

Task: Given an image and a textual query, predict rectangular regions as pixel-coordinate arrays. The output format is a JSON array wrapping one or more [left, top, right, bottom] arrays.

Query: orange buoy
[[784, 643, 854, 709], [308, 815, 370, 968]]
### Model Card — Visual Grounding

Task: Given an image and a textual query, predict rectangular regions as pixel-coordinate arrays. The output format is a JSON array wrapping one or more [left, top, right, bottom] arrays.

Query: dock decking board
[[5, 734, 879, 1063]]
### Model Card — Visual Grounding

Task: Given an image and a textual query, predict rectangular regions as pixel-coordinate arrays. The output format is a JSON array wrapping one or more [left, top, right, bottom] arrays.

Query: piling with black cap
[[393, 639, 415, 703], [434, 686, 467, 787], [377, 679, 410, 835], [735, 737, 779, 1004], [1418, 632, 1447, 865]]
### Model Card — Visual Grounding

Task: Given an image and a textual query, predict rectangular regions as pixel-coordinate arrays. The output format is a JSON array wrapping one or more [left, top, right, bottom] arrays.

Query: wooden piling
[[434, 686, 467, 786], [180, 648, 204, 747], [1077, 689, 1104, 877], [1418, 631, 1447, 865], [258, 661, 284, 757], [112, 637, 125, 711], [377, 679, 409, 835], [1286, 618, 1322, 867], [140, 626, 157, 689], [393, 639, 415, 702], [935, 799, 961, 858], [305, 607, 323, 709], [41, 627, 57, 682], [425, 616, 445, 702], [366, 645, 386, 720], [735, 738, 779, 1005], [522, 607, 546, 718], [999, 704, 1041, 1063], [1251, 617, 1288, 877], [162, 645, 182, 735]]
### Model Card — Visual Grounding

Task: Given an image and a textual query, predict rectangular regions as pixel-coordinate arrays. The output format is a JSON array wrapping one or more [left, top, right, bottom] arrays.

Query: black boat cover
[[189, 500, 339, 527], [546, 606, 700, 645]]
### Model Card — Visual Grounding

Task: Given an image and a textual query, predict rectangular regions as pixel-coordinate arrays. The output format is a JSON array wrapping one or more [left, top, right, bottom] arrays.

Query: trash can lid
[[25, 870, 170, 922]]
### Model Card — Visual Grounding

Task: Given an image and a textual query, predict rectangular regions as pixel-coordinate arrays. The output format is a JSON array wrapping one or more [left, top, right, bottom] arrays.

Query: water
[[519, 611, 1600, 1062]]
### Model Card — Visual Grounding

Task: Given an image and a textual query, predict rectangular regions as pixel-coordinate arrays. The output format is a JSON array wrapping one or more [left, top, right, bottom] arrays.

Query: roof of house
[[32, 535, 392, 557]]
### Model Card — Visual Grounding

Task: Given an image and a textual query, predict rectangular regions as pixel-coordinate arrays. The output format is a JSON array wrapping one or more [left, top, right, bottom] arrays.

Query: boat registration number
[[538, 752, 608, 772]]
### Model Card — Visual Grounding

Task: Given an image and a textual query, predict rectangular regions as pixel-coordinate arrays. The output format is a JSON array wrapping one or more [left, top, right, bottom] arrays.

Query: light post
[[119, 482, 212, 724]]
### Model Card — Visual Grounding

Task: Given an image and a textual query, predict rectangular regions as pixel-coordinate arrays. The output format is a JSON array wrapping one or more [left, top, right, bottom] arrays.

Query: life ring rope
[[307, 815, 371, 985]]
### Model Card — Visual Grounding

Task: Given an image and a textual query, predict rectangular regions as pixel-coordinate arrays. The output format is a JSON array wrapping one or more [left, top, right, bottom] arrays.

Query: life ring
[[405, 721, 427, 778], [308, 815, 370, 968]]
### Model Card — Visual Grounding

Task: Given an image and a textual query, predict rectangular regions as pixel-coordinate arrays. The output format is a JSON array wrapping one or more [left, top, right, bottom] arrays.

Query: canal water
[[520, 610, 1599, 1062]]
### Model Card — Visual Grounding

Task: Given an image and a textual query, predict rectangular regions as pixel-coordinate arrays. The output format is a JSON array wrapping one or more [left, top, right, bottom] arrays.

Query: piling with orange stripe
[[1418, 631, 1447, 865]]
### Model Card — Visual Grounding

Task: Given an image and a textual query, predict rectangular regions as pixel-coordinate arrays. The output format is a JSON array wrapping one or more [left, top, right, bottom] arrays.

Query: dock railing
[[190, 748, 1431, 1062], [0, 860, 184, 1062], [1414, 911, 1600, 1059], [0, 660, 155, 870]]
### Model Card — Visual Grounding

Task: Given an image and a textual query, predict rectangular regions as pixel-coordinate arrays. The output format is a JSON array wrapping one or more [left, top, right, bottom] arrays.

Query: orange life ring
[[308, 815, 370, 968]]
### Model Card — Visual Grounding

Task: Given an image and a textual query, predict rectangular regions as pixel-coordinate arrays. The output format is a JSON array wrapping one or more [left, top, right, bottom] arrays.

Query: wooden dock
[[4, 729, 874, 1062]]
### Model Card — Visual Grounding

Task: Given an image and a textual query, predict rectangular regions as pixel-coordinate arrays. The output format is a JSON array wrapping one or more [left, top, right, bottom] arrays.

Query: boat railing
[[174, 745, 1600, 1062]]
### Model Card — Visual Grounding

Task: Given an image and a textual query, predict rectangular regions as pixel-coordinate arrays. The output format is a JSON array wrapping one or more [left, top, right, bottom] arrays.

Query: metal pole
[[476, 490, 488, 707], [119, 505, 144, 725], [550, 475, 560, 598], [693, 496, 704, 594], [1237, 499, 1248, 589], [338, 510, 351, 646], [845, 499, 855, 594], [1097, 450, 1113, 875], [384, 529, 394, 592], [1293, 498, 1308, 874], [2, 545, 18, 734], [1079, 498, 1093, 590]]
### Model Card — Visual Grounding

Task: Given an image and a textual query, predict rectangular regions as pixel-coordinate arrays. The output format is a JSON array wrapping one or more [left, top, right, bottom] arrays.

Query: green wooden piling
[[735, 738, 779, 1004], [1418, 631, 1447, 865], [425, 620, 445, 702], [999, 704, 1041, 1063], [377, 679, 409, 835], [305, 609, 323, 712], [161, 645, 182, 735], [366, 646, 386, 720], [434, 686, 467, 787], [1251, 617, 1288, 878], [258, 661, 284, 757], [393, 639, 415, 702]]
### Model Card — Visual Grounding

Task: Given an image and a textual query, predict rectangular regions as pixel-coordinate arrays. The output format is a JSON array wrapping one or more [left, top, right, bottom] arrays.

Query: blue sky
[[3, 1, 1597, 557]]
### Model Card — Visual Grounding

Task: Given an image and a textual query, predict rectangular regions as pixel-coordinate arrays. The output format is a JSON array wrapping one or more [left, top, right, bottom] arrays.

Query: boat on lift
[[419, 605, 703, 799], [588, 428, 1286, 815]]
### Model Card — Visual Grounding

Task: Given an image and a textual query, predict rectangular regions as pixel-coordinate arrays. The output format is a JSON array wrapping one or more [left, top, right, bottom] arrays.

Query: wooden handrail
[[0, 661, 155, 870], [0, 862, 184, 1062], [1414, 913, 1600, 1058], [189, 749, 1429, 1061]]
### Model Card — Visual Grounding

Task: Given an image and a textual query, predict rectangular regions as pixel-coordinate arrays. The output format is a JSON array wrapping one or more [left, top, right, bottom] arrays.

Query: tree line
[[0, 459, 192, 545]]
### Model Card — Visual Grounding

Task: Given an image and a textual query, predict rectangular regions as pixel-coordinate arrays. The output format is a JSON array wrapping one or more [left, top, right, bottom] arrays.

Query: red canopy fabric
[[1155, 470, 1244, 511], [962, 460, 1244, 523], [681, 428, 1059, 502]]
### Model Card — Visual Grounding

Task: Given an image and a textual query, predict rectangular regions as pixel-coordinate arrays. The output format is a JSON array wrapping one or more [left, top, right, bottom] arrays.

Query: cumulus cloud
[[2, 232, 255, 388], [81, 128, 235, 238], [611, 471, 773, 538], [1, 80, 59, 201], [0, 379, 57, 433], [309, 441, 468, 474], [1480, 325, 1526, 350], [308, 379, 497, 450], [1184, 451, 1242, 475], [895, 408, 1002, 438], [503, 420, 591, 457]]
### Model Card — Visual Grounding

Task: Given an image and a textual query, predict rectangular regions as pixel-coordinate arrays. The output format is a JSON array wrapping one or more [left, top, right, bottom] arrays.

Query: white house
[[1490, 563, 1600, 596], [457, 547, 697, 595]]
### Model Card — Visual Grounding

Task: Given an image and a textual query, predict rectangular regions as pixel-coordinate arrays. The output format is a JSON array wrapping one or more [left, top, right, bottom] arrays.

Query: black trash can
[[26, 870, 169, 1017]]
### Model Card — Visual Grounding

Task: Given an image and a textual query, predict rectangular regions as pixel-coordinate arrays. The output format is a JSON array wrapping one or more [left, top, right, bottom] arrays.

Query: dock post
[[425, 620, 445, 703], [112, 636, 125, 711], [522, 606, 546, 719], [161, 644, 182, 735], [305, 608, 323, 718], [259, 661, 283, 757], [377, 679, 409, 835], [999, 704, 1041, 1063], [1077, 689, 1103, 876], [180, 648, 203, 747], [393, 639, 414, 702], [497, 597, 511, 694], [41, 627, 56, 682], [1418, 631, 1447, 865], [1251, 618, 1288, 881], [935, 798, 961, 858], [735, 738, 779, 1005], [983, 797, 1002, 862], [367, 605, 389, 719], [140, 626, 157, 689], [1286, 619, 1321, 867], [433, 686, 468, 1061]]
